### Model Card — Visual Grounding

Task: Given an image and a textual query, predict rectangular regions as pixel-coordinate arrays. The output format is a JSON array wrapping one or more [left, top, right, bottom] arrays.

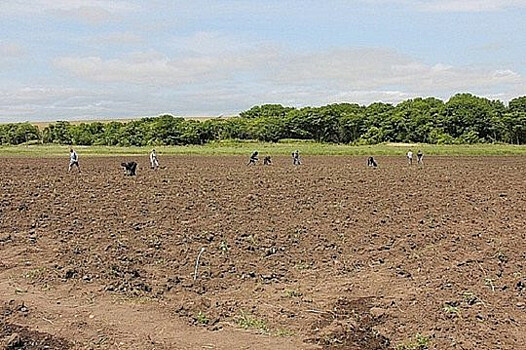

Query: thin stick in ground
[[194, 247, 206, 281]]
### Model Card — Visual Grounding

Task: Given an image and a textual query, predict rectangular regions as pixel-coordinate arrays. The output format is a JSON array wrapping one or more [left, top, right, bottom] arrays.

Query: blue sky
[[1, 0, 525, 122]]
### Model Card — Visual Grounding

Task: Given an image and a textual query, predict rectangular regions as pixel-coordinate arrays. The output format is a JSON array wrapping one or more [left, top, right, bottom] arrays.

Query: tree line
[[2, 93, 526, 146]]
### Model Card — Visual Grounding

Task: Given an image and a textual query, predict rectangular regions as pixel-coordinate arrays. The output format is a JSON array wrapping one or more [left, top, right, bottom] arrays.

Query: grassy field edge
[[1, 140, 526, 157]]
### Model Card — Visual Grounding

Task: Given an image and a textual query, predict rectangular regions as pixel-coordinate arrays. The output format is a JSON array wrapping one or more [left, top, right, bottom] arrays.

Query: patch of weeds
[[236, 311, 269, 334], [294, 261, 312, 270], [284, 289, 303, 298], [154, 258, 166, 265], [275, 328, 295, 337], [248, 234, 259, 246], [443, 303, 461, 318], [24, 267, 48, 281], [484, 278, 496, 292], [195, 311, 209, 325], [396, 333, 430, 350], [462, 292, 478, 306], [15, 287, 27, 294], [219, 240, 229, 255], [40, 283, 53, 291]]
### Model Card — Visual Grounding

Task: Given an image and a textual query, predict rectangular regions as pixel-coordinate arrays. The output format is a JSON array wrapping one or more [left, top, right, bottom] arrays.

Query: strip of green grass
[[1, 140, 526, 157]]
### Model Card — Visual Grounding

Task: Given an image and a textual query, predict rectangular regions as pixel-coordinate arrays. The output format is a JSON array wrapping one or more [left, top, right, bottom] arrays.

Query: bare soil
[[0, 156, 525, 349]]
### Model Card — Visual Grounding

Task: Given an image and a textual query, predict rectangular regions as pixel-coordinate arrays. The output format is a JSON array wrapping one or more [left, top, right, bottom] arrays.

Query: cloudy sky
[[1, 0, 525, 122]]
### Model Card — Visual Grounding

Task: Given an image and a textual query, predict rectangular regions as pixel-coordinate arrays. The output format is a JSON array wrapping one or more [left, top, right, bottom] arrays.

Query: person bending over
[[247, 151, 259, 165]]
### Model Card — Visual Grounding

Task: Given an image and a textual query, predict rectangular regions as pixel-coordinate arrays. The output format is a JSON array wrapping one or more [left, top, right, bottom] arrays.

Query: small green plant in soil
[[284, 289, 303, 298], [275, 328, 295, 337], [195, 311, 209, 325], [219, 240, 229, 255], [236, 311, 268, 333], [396, 333, 430, 350]]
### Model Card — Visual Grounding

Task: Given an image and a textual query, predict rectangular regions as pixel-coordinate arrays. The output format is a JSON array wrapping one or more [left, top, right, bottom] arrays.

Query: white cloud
[[0, 42, 25, 57], [360, 0, 526, 12], [53, 46, 280, 85], [91, 32, 144, 45], [0, 0, 137, 13], [0, 0, 139, 23], [0, 86, 150, 120], [54, 44, 522, 96], [416, 0, 526, 12], [40, 45, 523, 118]]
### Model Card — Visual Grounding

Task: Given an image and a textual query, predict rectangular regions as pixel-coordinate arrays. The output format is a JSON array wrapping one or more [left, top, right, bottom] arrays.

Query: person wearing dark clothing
[[121, 162, 137, 176], [292, 150, 301, 165], [247, 151, 259, 165], [417, 150, 424, 165], [367, 156, 378, 168]]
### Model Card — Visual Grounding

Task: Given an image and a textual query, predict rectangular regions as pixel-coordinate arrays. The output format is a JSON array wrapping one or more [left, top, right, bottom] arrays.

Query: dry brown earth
[[0, 156, 525, 349]]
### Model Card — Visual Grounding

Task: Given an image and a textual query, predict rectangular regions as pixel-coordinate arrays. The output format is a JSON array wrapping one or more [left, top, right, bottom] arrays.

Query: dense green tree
[[442, 93, 504, 142], [0, 122, 41, 145], [42, 121, 72, 144], [248, 117, 287, 142], [239, 104, 294, 119], [509, 96, 526, 113], [5, 94, 526, 146], [499, 112, 526, 144]]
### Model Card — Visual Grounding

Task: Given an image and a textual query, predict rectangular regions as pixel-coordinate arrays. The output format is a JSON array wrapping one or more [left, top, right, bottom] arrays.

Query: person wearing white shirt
[[68, 148, 81, 173], [150, 149, 160, 170], [407, 150, 413, 166]]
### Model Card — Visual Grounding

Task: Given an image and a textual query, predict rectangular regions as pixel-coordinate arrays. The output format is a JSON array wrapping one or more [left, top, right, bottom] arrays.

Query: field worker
[[263, 155, 272, 165], [407, 149, 413, 166], [292, 150, 301, 165], [417, 150, 424, 165], [68, 148, 81, 173], [247, 151, 259, 165], [150, 149, 160, 170], [367, 156, 378, 168]]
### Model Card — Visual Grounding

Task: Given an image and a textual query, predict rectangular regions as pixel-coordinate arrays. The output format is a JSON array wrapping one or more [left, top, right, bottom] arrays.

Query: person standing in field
[[247, 151, 259, 165], [150, 149, 160, 170], [292, 150, 301, 165], [417, 150, 424, 165], [407, 149, 413, 166], [68, 148, 81, 173]]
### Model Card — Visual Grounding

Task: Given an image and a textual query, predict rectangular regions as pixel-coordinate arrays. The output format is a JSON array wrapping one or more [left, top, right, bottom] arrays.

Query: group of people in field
[[406, 149, 424, 166], [247, 150, 301, 166], [67, 148, 160, 175], [67, 147, 423, 174], [366, 149, 424, 169]]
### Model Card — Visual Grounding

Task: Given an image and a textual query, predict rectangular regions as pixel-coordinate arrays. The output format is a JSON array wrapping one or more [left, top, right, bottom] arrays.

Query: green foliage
[[195, 311, 209, 325], [0, 122, 40, 145], [284, 289, 303, 298], [396, 333, 430, 350], [248, 117, 287, 142], [236, 311, 269, 333], [509, 96, 526, 113], [2, 141, 526, 157], [2, 94, 526, 146], [443, 304, 461, 317], [239, 104, 294, 119], [275, 328, 295, 337]]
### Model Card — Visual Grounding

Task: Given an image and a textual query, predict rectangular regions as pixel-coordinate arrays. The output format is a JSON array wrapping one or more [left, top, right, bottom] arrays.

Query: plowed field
[[0, 156, 525, 349]]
